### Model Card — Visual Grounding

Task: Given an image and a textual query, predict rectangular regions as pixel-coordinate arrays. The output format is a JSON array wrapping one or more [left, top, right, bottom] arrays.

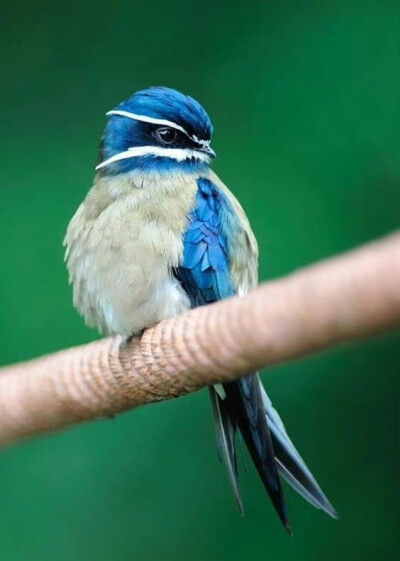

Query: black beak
[[201, 145, 216, 159]]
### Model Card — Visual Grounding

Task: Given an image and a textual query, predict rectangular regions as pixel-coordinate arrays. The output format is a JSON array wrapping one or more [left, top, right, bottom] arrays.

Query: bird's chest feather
[[65, 175, 199, 336]]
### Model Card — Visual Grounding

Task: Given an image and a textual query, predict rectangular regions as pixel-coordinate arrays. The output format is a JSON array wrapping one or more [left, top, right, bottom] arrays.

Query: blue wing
[[175, 177, 234, 306], [174, 177, 337, 526], [175, 177, 290, 529]]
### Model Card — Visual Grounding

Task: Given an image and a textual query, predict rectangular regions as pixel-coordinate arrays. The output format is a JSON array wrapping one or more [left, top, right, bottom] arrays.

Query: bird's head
[[96, 87, 215, 176]]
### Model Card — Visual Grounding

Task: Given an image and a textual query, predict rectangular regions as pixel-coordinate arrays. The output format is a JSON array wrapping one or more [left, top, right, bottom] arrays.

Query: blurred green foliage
[[0, 1, 399, 560]]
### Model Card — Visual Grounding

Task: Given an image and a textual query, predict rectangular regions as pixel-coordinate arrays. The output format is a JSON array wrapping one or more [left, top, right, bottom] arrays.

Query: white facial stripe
[[106, 110, 191, 138], [95, 145, 211, 170], [192, 134, 210, 149], [106, 109, 211, 147]]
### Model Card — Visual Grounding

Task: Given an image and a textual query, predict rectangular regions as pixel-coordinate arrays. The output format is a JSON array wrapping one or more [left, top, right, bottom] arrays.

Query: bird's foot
[[120, 329, 145, 348]]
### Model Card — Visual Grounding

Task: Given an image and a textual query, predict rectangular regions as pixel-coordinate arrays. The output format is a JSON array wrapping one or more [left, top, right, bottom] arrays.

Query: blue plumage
[[98, 87, 214, 176], [175, 178, 235, 305], [176, 177, 292, 529], [119, 87, 213, 141]]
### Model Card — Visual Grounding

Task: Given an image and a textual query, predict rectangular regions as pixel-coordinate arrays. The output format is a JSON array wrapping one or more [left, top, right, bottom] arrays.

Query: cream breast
[[64, 171, 200, 335]]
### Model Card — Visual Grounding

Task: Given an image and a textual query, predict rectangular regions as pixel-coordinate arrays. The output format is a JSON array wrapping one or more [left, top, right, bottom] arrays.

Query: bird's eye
[[154, 127, 177, 145]]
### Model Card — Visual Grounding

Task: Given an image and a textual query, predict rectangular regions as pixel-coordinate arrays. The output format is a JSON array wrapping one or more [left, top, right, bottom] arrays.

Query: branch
[[0, 233, 399, 447]]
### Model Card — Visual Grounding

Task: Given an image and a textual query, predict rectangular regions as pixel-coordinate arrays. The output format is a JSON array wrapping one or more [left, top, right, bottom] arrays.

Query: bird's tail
[[209, 374, 337, 532]]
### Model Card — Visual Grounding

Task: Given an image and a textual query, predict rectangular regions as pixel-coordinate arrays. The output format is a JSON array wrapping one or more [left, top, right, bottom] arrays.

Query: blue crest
[[98, 87, 215, 175], [120, 87, 213, 141]]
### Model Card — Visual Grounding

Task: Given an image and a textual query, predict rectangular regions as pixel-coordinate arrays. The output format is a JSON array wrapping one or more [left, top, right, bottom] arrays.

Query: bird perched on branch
[[64, 86, 337, 531]]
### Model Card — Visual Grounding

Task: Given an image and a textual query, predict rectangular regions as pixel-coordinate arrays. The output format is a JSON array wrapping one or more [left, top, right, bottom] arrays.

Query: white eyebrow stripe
[[95, 145, 211, 170], [192, 134, 210, 148], [106, 110, 192, 138]]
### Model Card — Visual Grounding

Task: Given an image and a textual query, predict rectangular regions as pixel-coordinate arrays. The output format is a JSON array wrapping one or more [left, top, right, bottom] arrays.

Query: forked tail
[[209, 373, 337, 532]]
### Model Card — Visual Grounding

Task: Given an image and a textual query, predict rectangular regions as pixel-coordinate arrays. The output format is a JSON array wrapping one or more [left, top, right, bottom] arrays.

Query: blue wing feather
[[174, 178, 290, 529], [173, 178, 335, 528], [175, 177, 234, 303]]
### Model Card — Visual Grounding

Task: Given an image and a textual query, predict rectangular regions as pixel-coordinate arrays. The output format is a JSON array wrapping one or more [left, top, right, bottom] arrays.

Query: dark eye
[[154, 127, 177, 145]]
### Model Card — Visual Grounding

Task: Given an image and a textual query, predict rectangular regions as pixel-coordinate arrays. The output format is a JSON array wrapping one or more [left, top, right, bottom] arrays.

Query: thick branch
[[0, 233, 399, 447]]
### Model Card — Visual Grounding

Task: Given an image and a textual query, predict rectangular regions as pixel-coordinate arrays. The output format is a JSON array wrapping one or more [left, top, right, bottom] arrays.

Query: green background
[[0, 1, 399, 560]]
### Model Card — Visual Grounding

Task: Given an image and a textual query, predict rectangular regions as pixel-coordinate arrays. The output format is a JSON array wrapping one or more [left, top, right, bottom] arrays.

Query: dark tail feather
[[260, 386, 338, 519], [209, 386, 244, 515], [210, 375, 338, 530], [222, 375, 291, 533]]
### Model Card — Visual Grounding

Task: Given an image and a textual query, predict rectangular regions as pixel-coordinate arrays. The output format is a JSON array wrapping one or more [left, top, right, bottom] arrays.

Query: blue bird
[[65, 86, 337, 531]]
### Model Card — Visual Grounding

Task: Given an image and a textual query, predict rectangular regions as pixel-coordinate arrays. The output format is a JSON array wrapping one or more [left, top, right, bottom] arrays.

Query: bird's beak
[[201, 145, 216, 159]]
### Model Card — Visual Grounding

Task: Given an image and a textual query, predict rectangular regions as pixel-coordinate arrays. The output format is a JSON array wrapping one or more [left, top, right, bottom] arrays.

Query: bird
[[64, 86, 337, 532]]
